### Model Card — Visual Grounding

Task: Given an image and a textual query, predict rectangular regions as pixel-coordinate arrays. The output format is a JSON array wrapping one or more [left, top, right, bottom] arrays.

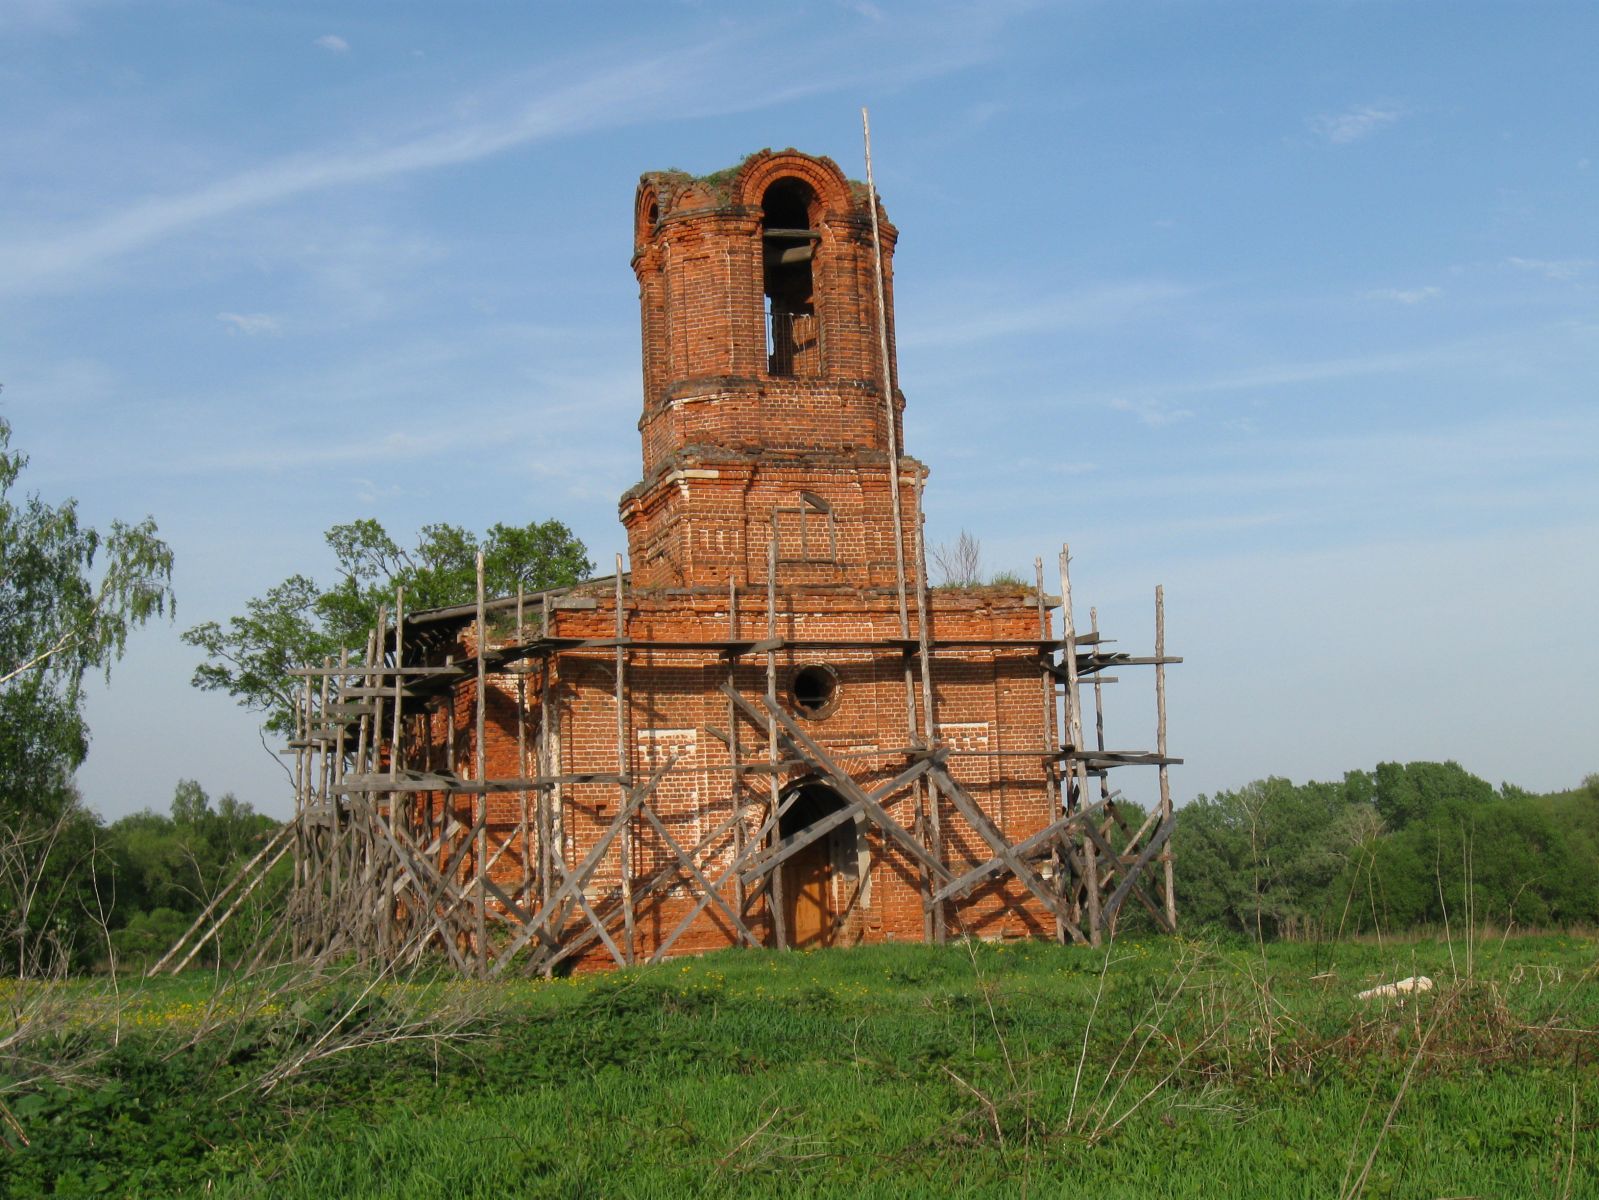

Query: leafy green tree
[[101, 780, 279, 967], [1371, 760, 1495, 830], [1176, 777, 1353, 938], [1181, 762, 1598, 940], [183, 517, 592, 735], [0, 414, 174, 974]]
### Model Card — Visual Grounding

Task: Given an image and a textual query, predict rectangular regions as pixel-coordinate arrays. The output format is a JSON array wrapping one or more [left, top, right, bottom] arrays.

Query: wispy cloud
[[1364, 285, 1441, 304], [1062, 340, 1489, 419], [1507, 256, 1595, 281], [1109, 396, 1193, 428], [0, 50, 699, 293], [1174, 344, 1471, 395], [838, 0, 888, 21], [903, 281, 1190, 348], [216, 311, 281, 336], [0, 0, 100, 35], [0, 14, 1004, 298], [313, 34, 350, 53], [1311, 103, 1404, 145]]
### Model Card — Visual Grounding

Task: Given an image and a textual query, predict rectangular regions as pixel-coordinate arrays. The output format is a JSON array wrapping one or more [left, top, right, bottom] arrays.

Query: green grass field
[[3, 933, 1595, 1198]]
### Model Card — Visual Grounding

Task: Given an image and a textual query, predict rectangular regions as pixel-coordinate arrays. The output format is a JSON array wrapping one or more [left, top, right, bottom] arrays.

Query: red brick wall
[[409, 588, 1059, 966], [389, 149, 1063, 969], [627, 149, 908, 592]]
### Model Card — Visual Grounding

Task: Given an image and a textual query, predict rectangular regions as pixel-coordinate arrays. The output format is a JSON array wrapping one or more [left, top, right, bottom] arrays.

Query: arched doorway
[[778, 780, 852, 948]]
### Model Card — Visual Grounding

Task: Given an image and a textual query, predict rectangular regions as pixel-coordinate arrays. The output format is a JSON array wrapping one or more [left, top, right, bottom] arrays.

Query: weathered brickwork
[[407, 149, 1059, 967]]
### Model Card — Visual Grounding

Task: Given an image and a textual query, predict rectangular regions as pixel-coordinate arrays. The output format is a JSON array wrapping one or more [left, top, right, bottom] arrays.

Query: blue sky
[[3, 1, 1594, 820]]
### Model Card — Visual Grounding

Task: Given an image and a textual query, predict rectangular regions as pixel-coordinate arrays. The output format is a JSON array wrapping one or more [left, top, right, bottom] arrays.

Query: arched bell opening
[[761, 178, 822, 377]]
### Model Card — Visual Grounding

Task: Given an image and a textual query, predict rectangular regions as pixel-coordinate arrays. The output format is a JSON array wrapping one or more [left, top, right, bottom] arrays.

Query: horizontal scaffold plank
[[1067, 750, 1185, 768], [332, 770, 627, 795], [287, 663, 471, 677]]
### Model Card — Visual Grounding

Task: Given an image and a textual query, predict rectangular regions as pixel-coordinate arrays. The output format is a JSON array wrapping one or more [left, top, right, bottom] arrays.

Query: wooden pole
[[765, 535, 788, 949], [539, 593, 555, 907], [148, 822, 295, 975], [371, 606, 392, 959], [390, 588, 407, 958], [1156, 585, 1176, 931], [615, 554, 635, 965], [728, 577, 746, 919], [516, 583, 531, 906], [1059, 545, 1101, 946], [1036, 556, 1066, 945], [171, 836, 294, 974], [865, 108, 923, 944], [329, 650, 348, 951], [1090, 607, 1111, 805], [861, 107, 910, 638], [351, 630, 377, 960], [474, 555, 489, 975], [291, 673, 310, 959], [438, 649, 458, 959], [1088, 604, 1129, 939], [315, 658, 334, 954], [912, 467, 945, 943]]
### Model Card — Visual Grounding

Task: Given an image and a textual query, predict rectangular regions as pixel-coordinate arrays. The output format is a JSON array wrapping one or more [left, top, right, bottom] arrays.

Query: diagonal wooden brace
[[639, 803, 761, 949], [1095, 816, 1176, 934], [489, 754, 677, 976], [930, 799, 1106, 906], [721, 686, 955, 888], [342, 790, 477, 966], [651, 790, 799, 963], [738, 751, 944, 889], [927, 765, 1088, 944]]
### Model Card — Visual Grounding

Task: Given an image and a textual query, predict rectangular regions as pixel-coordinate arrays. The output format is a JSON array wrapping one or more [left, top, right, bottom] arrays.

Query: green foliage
[[1179, 761, 1599, 938], [109, 907, 190, 963], [1371, 759, 1496, 831], [0, 418, 174, 699], [0, 414, 175, 975], [183, 517, 592, 734], [101, 780, 281, 969]]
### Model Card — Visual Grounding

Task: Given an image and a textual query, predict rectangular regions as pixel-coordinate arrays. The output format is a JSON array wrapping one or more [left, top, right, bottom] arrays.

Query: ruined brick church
[[287, 148, 1177, 974]]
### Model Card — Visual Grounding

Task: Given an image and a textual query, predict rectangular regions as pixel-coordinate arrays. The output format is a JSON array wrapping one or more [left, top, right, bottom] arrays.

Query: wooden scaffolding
[[270, 530, 1180, 977]]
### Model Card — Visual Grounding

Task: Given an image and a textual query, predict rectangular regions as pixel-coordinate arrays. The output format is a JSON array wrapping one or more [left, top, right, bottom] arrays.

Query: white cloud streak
[[1364, 285, 1441, 304], [1311, 103, 1404, 145], [313, 34, 349, 53], [0, 53, 691, 292], [216, 311, 281, 335], [0, 13, 1002, 298], [0, 0, 99, 34], [1108, 396, 1193, 428], [902, 281, 1190, 348], [1507, 256, 1595, 281]]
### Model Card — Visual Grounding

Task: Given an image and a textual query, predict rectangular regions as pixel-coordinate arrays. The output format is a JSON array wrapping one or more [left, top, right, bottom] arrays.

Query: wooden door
[[783, 836, 833, 948]]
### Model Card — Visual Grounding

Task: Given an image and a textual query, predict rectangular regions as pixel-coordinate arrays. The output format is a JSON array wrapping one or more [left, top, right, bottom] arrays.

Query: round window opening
[[790, 664, 840, 719]]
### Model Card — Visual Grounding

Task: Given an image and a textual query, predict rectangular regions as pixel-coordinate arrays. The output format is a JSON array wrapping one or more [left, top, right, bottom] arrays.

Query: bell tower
[[620, 148, 921, 590]]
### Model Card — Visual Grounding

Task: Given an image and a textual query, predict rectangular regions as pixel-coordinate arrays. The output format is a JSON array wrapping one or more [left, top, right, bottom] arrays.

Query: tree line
[[0, 779, 282, 975], [1174, 761, 1599, 939]]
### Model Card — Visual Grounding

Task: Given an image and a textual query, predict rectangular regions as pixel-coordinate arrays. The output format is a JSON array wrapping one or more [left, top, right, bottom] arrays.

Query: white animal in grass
[[1356, 975, 1435, 1001]]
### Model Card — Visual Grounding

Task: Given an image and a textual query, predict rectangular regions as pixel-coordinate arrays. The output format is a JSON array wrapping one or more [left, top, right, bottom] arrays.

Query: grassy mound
[[2, 934, 1595, 1197]]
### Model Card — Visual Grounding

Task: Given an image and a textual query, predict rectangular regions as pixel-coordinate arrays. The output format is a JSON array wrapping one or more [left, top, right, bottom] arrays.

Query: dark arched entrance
[[778, 780, 851, 948]]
